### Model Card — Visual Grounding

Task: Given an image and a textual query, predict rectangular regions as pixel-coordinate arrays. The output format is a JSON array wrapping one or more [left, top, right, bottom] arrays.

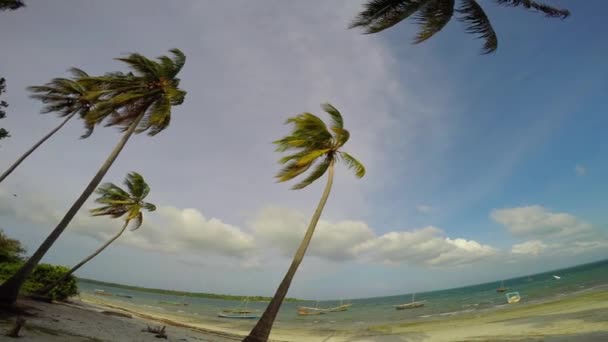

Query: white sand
[[1, 288, 608, 341]]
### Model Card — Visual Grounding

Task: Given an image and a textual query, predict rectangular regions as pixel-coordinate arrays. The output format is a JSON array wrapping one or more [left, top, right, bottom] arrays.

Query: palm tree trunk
[[0, 110, 146, 306], [0, 112, 76, 184], [243, 160, 335, 342], [38, 220, 129, 296]]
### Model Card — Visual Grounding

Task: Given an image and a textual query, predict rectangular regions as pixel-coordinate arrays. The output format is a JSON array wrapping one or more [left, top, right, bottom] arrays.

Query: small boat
[[496, 280, 508, 293], [298, 299, 352, 313], [394, 293, 425, 310], [297, 307, 325, 316], [220, 298, 259, 318], [116, 294, 133, 299], [553, 275, 561, 280], [94, 289, 113, 296], [218, 312, 260, 319], [158, 300, 189, 306], [506, 292, 521, 304]]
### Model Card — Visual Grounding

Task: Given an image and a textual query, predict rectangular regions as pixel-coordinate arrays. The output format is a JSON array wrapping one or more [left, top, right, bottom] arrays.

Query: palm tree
[[38, 172, 156, 296], [243, 103, 365, 342], [0, 68, 97, 184], [0, 49, 187, 305], [349, 0, 570, 54]]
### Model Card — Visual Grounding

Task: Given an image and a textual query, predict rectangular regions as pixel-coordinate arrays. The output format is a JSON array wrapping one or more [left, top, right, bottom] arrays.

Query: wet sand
[[1, 288, 607, 341]]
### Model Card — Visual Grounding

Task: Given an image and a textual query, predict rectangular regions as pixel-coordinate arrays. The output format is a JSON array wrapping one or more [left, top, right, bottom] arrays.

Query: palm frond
[[276, 161, 313, 183], [457, 0, 498, 54], [90, 173, 155, 231], [349, 0, 431, 33], [332, 127, 350, 147], [339, 152, 366, 178], [296, 148, 331, 166], [292, 158, 332, 190], [124, 172, 149, 199], [494, 0, 569, 18], [320, 103, 343, 129], [413, 0, 455, 44], [131, 212, 144, 231]]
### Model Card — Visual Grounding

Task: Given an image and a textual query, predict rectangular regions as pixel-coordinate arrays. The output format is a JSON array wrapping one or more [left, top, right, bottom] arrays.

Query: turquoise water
[[78, 259, 608, 330]]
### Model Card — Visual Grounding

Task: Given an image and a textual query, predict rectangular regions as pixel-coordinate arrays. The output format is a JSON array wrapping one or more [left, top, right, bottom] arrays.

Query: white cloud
[[511, 240, 548, 256], [353, 226, 497, 266], [2, 188, 496, 268], [0, 189, 256, 259], [416, 204, 433, 214], [575, 164, 587, 176], [491, 205, 592, 239], [251, 207, 375, 261], [495, 205, 608, 258]]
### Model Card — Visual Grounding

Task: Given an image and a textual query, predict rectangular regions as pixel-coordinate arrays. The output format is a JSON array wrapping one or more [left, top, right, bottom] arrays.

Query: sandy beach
[[1, 288, 607, 341]]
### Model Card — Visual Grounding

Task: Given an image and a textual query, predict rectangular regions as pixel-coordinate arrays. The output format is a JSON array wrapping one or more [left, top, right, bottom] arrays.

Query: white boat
[[298, 299, 352, 313], [394, 293, 425, 310], [553, 275, 561, 280], [506, 292, 521, 304]]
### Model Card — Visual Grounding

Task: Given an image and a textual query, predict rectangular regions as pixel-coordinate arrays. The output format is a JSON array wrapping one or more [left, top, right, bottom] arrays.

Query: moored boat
[[394, 293, 425, 310]]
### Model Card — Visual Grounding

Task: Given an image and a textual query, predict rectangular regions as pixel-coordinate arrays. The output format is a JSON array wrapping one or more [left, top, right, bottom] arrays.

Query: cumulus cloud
[[251, 207, 376, 261], [353, 227, 497, 266], [251, 208, 496, 266], [511, 240, 548, 256], [2, 188, 496, 267], [494, 205, 607, 258], [491, 205, 592, 239], [0, 189, 256, 259]]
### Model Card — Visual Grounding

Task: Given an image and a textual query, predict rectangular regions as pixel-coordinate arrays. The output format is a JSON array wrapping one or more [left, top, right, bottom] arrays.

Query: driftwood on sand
[[5, 316, 26, 338], [142, 325, 168, 339]]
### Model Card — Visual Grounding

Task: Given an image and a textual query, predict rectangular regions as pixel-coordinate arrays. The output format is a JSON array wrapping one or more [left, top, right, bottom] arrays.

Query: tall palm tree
[[0, 49, 187, 305], [243, 103, 365, 342], [349, 0, 570, 54], [0, 68, 97, 184], [38, 172, 156, 296]]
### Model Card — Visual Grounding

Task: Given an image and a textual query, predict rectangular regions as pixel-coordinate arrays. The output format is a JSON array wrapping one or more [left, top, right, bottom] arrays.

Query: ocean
[[77, 259, 608, 331]]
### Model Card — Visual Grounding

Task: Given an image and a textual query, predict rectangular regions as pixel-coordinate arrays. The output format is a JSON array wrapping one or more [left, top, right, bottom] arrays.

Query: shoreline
[[1, 287, 607, 341]]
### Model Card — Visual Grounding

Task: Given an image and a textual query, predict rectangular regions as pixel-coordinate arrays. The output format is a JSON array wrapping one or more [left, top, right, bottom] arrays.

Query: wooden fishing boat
[[218, 312, 260, 319], [94, 289, 113, 296], [394, 293, 425, 310], [297, 307, 325, 316], [220, 298, 259, 318], [496, 280, 508, 293], [158, 301, 189, 306], [298, 300, 352, 313]]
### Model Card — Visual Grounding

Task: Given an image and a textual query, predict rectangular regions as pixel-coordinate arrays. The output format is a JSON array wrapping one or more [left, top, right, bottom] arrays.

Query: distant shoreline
[[78, 277, 304, 302]]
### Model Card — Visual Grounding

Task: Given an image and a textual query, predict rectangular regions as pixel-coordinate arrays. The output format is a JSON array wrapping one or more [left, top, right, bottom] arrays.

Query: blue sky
[[0, 0, 607, 299]]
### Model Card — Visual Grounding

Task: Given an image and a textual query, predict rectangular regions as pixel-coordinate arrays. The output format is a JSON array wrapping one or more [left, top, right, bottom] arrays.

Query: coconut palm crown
[[274, 103, 365, 189], [349, 0, 570, 54], [90, 171, 156, 229], [83, 48, 186, 136], [28, 68, 98, 138]]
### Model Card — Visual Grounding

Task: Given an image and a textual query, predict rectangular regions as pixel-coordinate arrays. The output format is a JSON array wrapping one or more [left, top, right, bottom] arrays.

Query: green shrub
[[0, 262, 78, 301]]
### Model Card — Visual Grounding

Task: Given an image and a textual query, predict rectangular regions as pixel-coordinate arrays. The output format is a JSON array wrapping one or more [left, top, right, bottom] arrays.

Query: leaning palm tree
[[0, 49, 187, 305], [38, 172, 156, 296], [243, 103, 365, 342], [349, 0, 570, 54], [0, 68, 97, 184]]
